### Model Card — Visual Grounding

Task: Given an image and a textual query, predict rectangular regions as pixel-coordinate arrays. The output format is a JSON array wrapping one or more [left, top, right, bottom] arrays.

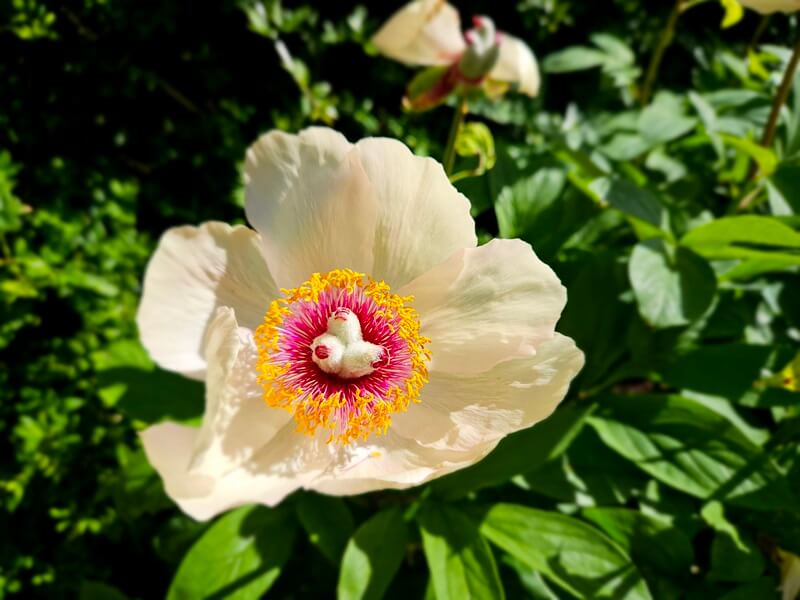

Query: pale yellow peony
[[738, 0, 800, 13], [372, 0, 540, 97], [136, 127, 583, 520]]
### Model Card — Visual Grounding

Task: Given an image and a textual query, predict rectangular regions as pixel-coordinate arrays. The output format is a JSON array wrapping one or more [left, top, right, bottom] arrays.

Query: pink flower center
[[254, 270, 430, 444]]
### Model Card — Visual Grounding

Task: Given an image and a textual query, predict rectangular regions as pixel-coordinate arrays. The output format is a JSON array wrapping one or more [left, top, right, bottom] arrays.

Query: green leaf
[[601, 133, 653, 161], [0, 151, 23, 233], [769, 162, 800, 215], [542, 46, 607, 73], [720, 134, 778, 176], [702, 502, 765, 583], [418, 504, 505, 600], [93, 339, 203, 424], [662, 343, 774, 402], [582, 508, 694, 577], [296, 493, 354, 564], [588, 394, 795, 510], [628, 238, 717, 328], [495, 168, 567, 239], [79, 581, 129, 600], [558, 251, 634, 388], [168, 506, 295, 600], [519, 428, 649, 506], [338, 508, 408, 600], [637, 103, 697, 145], [681, 215, 800, 261], [430, 402, 594, 500], [404, 66, 451, 112], [589, 177, 670, 234], [719, 578, 780, 600], [480, 504, 652, 599]]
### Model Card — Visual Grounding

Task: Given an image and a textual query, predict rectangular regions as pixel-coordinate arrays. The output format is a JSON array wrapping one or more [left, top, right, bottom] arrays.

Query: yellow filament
[[254, 269, 430, 445]]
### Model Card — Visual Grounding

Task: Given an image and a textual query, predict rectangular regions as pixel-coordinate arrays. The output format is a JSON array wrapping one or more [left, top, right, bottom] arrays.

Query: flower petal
[[391, 333, 584, 451], [355, 137, 477, 287], [311, 432, 499, 495], [140, 307, 333, 521], [141, 422, 328, 521], [401, 239, 566, 375], [372, 0, 466, 66], [490, 34, 540, 97], [244, 128, 378, 288], [189, 307, 292, 478], [739, 0, 800, 13], [137, 222, 278, 379]]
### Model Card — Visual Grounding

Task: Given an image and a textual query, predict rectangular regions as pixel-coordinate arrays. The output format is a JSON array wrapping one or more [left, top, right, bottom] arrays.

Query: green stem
[[747, 14, 771, 56], [640, 0, 683, 106], [442, 96, 468, 175], [739, 35, 800, 210], [761, 34, 800, 150]]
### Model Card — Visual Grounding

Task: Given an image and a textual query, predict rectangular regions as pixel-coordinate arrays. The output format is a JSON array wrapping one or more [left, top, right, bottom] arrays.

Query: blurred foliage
[[1, 0, 799, 598]]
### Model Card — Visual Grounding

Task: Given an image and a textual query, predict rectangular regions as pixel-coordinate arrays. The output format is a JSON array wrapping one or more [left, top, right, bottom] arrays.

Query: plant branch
[[640, 0, 684, 106], [442, 96, 468, 175], [761, 34, 800, 150], [747, 14, 771, 55]]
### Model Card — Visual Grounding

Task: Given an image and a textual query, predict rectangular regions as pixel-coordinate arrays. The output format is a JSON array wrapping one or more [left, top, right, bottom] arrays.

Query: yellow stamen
[[254, 269, 430, 445]]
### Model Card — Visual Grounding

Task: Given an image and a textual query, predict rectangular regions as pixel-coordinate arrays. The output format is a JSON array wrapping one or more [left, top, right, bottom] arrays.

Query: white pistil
[[311, 308, 386, 379]]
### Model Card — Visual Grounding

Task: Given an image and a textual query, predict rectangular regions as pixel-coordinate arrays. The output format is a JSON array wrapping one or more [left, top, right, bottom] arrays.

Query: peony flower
[[737, 0, 800, 13], [778, 549, 800, 600], [372, 1, 540, 109], [137, 127, 583, 520]]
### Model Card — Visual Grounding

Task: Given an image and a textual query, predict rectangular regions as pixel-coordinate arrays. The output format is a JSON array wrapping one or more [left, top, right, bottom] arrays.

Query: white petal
[[355, 137, 477, 287], [137, 222, 278, 379], [140, 307, 336, 520], [391, 334, 584, 451], [739, 0, 800, 13], [401, 239, 566, 375], [244, 128, 378, 288], [490, 34, 540, 97], [189, 307, 292, 478], [141, 422, 329, 521], [312, 432, 499, 495], [372, 0, 466, 66]]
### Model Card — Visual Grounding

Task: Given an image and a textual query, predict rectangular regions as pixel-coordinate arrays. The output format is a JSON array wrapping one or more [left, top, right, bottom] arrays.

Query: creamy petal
[[244, 128, 378, 288], [372, 0, 466, 66], [137, 222, 278, 379], [141, 422, 329, 521], [391, 334, 584, 451], [189, 307, 292, 478], [401, 239, 566, 375], [311, 432, 499, 495], [739, 0, 800, 13], [355, 137, 477, 287], [140, 308, 336, 521], [490, 34, 540, 97]]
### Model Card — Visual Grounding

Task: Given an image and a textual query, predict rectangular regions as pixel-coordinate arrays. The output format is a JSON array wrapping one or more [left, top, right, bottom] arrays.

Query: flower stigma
[[254, 269, 430, 444]]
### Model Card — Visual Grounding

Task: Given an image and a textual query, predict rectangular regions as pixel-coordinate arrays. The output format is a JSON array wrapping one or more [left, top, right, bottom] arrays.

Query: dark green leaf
[[628, 238, 716, 328], [338, 508, 408, 600], [542, 47, 607, 73], [168, 506, 295, 600], [418, 504, 505, 600], [582, 508, 694, 577], [480, 504, 652, 599], [93, 339, 203, 424], [589, 177, 670, 233], [588, 394, 795, 509], [296, 493, 354, 564]]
